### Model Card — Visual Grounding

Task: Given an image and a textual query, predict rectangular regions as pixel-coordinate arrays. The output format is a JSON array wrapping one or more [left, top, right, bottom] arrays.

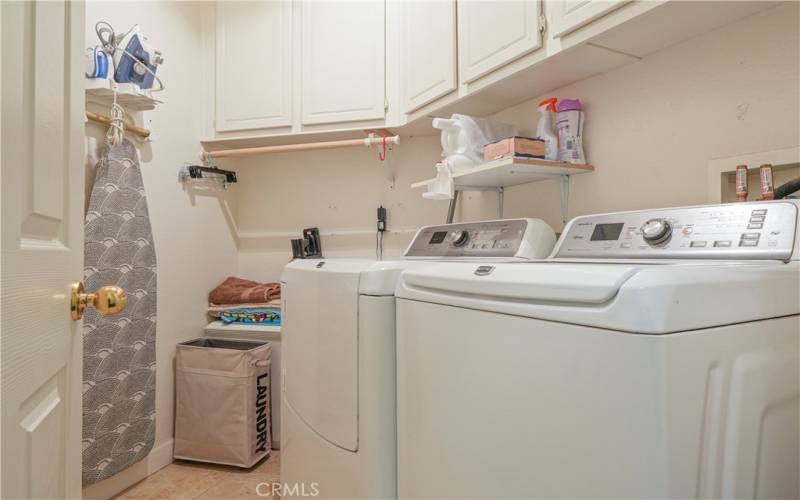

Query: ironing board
[[82, 139, 157, 484]]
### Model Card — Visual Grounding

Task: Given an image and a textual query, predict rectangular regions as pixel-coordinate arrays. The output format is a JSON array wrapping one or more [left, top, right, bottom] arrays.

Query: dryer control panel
[[554, 201, 798, 260], [404, 219, 556, 260]]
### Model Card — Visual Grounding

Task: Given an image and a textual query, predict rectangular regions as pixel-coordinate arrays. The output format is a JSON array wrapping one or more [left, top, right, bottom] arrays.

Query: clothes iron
[[113, 26, 163, 90], [85, 46, 111, 79]]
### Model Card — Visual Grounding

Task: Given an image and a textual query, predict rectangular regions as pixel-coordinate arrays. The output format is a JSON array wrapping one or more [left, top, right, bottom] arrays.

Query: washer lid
[[396, 261, 800, 334], [400, 262, 636, 304]]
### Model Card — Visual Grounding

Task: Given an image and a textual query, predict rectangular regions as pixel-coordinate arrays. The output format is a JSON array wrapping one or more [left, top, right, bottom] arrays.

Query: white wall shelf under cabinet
[[413, 157, 593, 224], [411, 157, 593, 191]]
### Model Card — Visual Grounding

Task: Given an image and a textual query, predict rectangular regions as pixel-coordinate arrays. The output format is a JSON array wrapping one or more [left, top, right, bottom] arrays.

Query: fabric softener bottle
[[556, 99, 586, 164]]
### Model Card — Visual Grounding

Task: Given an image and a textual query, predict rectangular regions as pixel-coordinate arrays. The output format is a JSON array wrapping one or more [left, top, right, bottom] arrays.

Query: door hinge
[[539, 14, 547, 34], [384, 97, 389, 111]]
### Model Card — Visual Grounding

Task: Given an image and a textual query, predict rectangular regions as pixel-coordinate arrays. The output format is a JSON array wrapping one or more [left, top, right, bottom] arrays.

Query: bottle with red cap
[[536, 98, 558, 161], [760, 164, 775, 200], [735, 165, 748, 201]]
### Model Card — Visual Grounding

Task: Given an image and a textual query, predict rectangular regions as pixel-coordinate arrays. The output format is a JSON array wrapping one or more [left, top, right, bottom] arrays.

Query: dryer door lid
[[283, 260, 364, 451]]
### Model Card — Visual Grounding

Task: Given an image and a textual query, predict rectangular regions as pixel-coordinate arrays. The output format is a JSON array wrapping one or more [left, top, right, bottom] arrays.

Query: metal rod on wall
[[204, 135, 400, 160]]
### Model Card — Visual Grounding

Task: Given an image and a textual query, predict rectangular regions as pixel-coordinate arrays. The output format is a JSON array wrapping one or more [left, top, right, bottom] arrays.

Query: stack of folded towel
[[208, 277, 281, 325]]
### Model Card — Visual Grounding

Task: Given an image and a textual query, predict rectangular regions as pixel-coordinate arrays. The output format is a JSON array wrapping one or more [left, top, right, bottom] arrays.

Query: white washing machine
[[280, 219, 555, 499], [396, 201, 800, 499]]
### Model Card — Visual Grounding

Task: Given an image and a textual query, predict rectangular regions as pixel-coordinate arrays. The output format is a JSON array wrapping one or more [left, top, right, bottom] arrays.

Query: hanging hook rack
[[179, 164, 238, 189]]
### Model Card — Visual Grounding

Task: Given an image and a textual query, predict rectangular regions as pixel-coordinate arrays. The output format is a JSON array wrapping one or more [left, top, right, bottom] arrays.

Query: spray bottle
[[536, 98, 558, 161], [422, 160, 454, 200]]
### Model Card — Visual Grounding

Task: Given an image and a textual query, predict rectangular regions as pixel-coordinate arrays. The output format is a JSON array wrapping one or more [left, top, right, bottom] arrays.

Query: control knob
[[447, 230, 470, 247], [640, 218, 672, 246]]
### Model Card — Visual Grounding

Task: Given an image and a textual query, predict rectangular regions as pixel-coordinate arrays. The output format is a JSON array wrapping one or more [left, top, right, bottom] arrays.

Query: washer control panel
[[554, 201, 798, 260], [405, 219, 553, 259]]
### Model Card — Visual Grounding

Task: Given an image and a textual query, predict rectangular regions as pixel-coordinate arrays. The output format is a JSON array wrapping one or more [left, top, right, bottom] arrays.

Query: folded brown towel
[[208, 277, 281, 305]]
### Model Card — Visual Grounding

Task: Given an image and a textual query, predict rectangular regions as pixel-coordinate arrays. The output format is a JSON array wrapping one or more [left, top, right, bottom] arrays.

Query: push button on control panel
[[748, 209, 767, 230], [713, 240, 732, 247], [690, 241, 707, 247], [739, 240, 759, 247]]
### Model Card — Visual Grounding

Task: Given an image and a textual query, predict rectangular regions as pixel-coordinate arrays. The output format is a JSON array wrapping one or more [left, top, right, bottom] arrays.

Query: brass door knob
[[71, 282, 127, 321]]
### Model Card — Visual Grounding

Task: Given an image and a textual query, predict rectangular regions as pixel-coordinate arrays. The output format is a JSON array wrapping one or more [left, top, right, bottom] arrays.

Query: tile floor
[[113, 452, 280, 500]]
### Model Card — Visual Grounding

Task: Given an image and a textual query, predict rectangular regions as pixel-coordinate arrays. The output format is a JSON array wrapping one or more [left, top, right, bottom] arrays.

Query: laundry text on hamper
[[256, 372, 270, 453]]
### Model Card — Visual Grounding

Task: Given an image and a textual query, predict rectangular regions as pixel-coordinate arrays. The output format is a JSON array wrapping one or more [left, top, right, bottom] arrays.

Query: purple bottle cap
[[558, 99, 582, 112]]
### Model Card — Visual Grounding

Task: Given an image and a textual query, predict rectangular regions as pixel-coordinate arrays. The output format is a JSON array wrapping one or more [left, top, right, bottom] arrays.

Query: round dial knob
[[640, 218, 673, 245], [447, 230, 470, 247]]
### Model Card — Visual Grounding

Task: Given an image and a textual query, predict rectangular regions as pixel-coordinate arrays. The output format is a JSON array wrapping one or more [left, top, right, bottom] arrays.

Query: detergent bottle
[[536, 98, 558, 161], [432, 117, 474, 172], [556, 99, 586, 164]]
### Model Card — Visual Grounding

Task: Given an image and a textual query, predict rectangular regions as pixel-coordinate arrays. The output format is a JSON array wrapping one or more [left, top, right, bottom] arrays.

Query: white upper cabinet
[[457, 0, 542, 84], [400, 0, 457, 113], [215, 1, 292, 132], [300, 1, 386, 125], [550, 0, 631, 38]]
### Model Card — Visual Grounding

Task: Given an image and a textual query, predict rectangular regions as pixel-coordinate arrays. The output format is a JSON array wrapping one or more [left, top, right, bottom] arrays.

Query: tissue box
[[483, 136, 546, 161]]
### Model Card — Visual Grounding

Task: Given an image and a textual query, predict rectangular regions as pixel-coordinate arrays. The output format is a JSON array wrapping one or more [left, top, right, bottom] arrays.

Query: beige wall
[[232, 135, 453, 281], [234, 2, 800, 282], [82, 3, 238, 498], [489, 1, 800, 230]]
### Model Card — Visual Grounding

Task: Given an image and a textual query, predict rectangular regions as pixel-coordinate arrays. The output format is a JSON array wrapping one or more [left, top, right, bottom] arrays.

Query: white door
[[457, 0, 542, 84], [1, 1, 84, 498], [550, 0, 631, 38], [215, 1, 293, 132], [400, 0, 457, 113], [300, 0, 385, 125]]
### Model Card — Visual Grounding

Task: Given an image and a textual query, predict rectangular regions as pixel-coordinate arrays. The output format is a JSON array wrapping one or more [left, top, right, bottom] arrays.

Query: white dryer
[[395, 201, 800, 499], [280, 219, 555, 499]]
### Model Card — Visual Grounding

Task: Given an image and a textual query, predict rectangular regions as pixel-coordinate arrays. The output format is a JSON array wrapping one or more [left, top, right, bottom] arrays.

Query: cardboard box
[[483, 136, 546, 161]]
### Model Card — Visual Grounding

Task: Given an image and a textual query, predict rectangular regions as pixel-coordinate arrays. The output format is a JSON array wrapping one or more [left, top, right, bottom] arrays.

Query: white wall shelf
[[413, 157, 593, 225], [85, 79, 162, 111], [204, 320, 280, 342], [411, 156, 593, 191]]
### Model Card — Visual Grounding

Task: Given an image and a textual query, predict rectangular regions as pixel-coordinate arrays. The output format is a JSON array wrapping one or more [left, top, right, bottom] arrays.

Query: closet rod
[[204, 135, 400, 159], [85, 110, 151, 139]]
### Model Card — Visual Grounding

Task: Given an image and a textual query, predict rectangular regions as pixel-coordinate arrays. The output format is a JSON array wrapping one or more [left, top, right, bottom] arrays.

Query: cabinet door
[[301, 1, 385, 125], [457, 0, 542, 84], [215, 1, 292, 132], [401, 0, 457, 113], [550, 0, 631, 38]]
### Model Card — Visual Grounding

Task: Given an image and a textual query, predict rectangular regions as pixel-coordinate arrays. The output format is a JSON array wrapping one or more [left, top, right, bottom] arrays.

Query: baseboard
[[81, 439, 174, 500]]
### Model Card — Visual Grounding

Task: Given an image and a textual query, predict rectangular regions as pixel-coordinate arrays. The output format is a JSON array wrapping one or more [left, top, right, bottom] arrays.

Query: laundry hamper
[[174, 338, 272, 467]]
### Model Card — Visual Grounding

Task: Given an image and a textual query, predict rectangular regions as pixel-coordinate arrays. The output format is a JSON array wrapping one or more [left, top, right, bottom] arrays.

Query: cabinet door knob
[[70, 282, 127, 321]]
